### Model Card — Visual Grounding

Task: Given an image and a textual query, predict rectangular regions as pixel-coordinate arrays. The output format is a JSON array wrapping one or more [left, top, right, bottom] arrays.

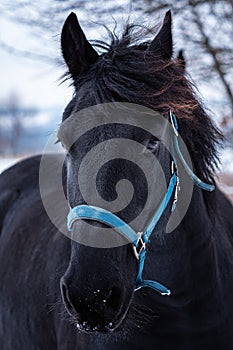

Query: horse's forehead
[[59, 102, 169, 147]]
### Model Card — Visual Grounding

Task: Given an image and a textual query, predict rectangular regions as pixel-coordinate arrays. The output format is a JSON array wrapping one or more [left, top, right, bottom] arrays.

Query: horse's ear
[[61, 12, 99, 79], [148, 10, 173, 60], [177, 50, 186, 72]]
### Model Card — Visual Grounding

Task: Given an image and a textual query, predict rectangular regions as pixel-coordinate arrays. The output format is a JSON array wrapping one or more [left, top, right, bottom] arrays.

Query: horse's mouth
[[75, 296, 133, 334], [76, 321, 117, 333], [75, 312, 127, 333]]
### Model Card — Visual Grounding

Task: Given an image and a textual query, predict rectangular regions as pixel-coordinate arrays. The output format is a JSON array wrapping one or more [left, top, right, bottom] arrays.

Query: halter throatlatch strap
[[170, 111, 215, 192], [67, 112, 215, 296]]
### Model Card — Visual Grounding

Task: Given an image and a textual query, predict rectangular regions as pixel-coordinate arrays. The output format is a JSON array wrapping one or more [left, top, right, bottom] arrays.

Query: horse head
[[59, 11, 219, 333]]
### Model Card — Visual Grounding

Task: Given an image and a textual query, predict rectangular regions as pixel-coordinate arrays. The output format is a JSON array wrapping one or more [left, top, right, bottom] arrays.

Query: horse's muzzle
[[60, 277, 126, 332]]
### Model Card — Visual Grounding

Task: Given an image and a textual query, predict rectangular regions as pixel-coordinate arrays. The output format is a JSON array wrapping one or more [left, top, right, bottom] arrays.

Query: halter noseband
[[67, 112, 215, 296]]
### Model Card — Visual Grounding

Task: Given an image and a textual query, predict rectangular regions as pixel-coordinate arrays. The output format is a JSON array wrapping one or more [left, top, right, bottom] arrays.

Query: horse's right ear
[[61, 12, 99, 80]]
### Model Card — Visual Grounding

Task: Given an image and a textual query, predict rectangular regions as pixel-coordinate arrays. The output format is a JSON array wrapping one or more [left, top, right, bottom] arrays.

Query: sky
[[0, 2, 230, 121], [0, 1, 232, 181], [0, 16, 73, 109], [0, 1, 128, 110]]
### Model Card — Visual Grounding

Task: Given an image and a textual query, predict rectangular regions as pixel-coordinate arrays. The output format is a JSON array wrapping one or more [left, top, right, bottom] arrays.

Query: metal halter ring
[[133, 232, 146, 260]]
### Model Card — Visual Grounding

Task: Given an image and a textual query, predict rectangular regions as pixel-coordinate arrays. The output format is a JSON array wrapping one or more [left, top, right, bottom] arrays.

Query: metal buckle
[[175, 176, 180, 199], [171, 160, 180, 210], [133, 232, 146, 260], [172, 176, 180, 210], [171, 160, 175, 174]]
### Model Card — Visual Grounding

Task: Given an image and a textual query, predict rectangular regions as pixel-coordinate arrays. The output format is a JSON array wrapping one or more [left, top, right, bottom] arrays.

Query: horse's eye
[[145, 138, 160, 152]]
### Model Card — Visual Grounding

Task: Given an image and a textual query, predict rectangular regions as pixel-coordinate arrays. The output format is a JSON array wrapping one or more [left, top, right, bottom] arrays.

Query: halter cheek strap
[[67, 112, 215, 296], [170, 111, 215, 192]]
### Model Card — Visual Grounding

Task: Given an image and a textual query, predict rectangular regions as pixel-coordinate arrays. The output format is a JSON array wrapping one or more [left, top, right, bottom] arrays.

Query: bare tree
[[140, 0, 233, 115], [7, 92, 22, 155], [1, 0, 232, 119], [0, 92, 22, 155]]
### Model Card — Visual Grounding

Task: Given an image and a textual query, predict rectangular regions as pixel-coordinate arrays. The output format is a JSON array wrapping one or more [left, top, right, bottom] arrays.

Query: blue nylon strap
[[144, 172, 177, 239], [136, 280, 171, 295], [67, 205, 139, 245], [171, 113, 215, 192], [173, 136, 215, 191], [135, 250, 171, 295], [67, 173, 177, 246], [67, 175, 176, 296]]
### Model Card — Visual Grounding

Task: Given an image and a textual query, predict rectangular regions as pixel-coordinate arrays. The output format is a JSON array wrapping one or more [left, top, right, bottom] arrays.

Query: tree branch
[[0, 40, 55, 64], [190, 4, 233, 114]]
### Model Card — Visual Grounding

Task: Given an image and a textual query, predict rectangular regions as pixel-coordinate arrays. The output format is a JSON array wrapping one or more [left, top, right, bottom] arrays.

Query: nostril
[[105, 286, 123, 313], [60, 280, 76, 315]]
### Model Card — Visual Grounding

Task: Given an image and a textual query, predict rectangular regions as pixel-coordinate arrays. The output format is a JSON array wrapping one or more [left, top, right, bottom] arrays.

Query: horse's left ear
[[61, 12, 99, 79], [177, 49, 186, 72], [148, 10, 173, 60]]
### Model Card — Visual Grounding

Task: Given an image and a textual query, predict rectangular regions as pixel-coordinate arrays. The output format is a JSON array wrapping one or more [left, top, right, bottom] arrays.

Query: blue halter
[[67, 112, 215, 296]]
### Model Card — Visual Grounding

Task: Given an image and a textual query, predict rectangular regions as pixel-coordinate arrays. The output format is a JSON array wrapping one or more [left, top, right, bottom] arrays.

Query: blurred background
[[0, 0, 232, 200]]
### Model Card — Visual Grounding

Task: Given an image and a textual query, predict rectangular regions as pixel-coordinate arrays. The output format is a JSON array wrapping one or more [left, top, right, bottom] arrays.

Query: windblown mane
[[64, 23, 222, 210]]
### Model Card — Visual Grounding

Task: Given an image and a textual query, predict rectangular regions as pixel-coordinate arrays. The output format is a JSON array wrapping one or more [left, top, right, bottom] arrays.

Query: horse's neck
[[144, 187, 224, 330], [178, 187, 217, 301]]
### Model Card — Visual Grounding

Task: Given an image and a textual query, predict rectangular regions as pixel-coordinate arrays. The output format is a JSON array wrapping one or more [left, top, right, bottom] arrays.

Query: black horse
[[0, 11, 233, 350]]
